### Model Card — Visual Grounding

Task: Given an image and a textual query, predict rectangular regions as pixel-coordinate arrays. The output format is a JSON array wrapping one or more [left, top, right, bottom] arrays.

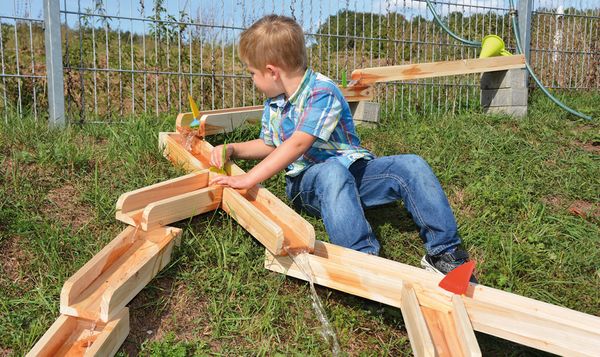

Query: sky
[[1, 0, 596, 33]]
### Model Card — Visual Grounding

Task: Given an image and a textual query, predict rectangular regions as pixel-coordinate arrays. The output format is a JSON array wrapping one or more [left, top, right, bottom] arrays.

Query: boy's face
[[247, 64, 283, 98]]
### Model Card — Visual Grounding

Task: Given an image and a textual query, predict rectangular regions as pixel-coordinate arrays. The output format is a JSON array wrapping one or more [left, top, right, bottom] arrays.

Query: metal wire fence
[[0, 0, 598, 123]]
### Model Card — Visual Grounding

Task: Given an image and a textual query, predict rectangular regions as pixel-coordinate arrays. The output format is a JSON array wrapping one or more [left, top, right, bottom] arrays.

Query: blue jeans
[[285, 155, 461, 256]]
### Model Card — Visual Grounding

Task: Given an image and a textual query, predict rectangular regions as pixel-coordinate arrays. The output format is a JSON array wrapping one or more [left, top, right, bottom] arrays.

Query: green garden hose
[[424, 0, 481, 47], [424, 0, 592, 120]]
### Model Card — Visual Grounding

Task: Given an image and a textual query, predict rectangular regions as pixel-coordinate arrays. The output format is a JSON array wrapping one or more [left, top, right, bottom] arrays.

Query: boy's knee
[[404, 154, 429, 169], [315, 161, 355, 192]]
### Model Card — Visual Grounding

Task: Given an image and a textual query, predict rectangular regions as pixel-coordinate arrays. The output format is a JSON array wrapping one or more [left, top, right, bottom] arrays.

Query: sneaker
[[421, 248, 478, 284]]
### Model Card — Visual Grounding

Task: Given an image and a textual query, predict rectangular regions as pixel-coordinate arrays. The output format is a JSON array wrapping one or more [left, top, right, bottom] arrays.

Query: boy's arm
[[209, 131, 316, 189], [231, 139, 276, 160], [210, 139, 275, 168]]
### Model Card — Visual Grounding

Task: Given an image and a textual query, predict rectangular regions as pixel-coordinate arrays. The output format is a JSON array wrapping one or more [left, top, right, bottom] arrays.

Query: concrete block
[[480, 69, 527, 90], [483, 105, 528, 117], [481, 88, 528, 107], [350, 101, 380, 125]]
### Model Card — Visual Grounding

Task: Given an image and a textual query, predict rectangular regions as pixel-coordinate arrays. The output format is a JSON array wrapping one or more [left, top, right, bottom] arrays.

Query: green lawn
[[0, 91, 598, 356]]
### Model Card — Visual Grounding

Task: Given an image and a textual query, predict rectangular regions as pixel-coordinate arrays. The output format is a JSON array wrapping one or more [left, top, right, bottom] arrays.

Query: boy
[[209, 15, 476, 281]]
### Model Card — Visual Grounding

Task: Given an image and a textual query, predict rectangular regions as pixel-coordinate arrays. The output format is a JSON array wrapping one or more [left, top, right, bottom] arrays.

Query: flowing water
[[184, 131, 195, 152], [285, 248, 341, 356]]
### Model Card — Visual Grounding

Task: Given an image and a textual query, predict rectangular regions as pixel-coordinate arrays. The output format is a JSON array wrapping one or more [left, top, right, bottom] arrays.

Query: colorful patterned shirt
[[260, 68, 374, 177]]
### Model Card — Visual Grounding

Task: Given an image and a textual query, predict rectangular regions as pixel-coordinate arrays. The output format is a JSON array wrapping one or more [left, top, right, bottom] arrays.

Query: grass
[[0, 90, 598, 356]]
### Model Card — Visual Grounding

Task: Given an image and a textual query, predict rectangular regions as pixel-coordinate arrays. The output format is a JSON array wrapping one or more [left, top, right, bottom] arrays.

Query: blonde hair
[[239, 15, 307, 73]]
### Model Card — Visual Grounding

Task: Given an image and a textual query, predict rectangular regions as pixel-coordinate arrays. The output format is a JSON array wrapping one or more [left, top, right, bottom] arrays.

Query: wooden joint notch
[[60, 226, 181, 322], [27, 308, 129, 357]]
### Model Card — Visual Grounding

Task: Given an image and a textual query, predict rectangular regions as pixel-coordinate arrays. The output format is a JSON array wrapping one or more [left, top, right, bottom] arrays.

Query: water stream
[[286, 248, 341, 356]]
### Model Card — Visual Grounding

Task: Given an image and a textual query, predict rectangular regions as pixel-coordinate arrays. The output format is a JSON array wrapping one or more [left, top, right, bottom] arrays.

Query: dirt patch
[[573, 140, 600, 155], [41, 184, 94, 231], [541, 195, 564, 208], [448, 187, 475, 218], [0, 347, 14, 357], [123, 278, 212, 355], [567, 200, 599, 219], [0, 236, 34, 290]]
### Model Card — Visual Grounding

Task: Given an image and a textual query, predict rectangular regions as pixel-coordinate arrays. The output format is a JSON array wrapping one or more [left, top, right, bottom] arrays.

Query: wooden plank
[[265, 248, 406, 308], [141, 185, 222, 231], [175, 105, 263, 132], [60, 226, 139, 312], [61, 226, 181, 322], [351, 55, 526, 85], [265, 240, 600, 356], [27, 308, 129, 357], [115, 170, 210, 226], [27, 314, 77, 357], [243, 186, 315, 253], [223, 187, 285, 255], [193, 139, 315, 253], [463, 292, 600, 357], [451, 295, 481, 357], [116, 171, 209, 213], [400, 285, 436, 357]]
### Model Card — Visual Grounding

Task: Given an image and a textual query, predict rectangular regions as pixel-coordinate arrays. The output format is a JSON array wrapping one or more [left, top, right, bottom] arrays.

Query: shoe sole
[[420, 255, 445, 276]]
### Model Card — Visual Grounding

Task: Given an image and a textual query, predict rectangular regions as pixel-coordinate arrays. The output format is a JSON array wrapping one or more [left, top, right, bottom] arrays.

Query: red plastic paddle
[[438, 260, 475, 295]]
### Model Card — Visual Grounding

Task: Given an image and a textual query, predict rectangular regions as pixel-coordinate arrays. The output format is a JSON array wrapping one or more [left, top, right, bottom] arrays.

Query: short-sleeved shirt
[[260, 68, 375, 176]]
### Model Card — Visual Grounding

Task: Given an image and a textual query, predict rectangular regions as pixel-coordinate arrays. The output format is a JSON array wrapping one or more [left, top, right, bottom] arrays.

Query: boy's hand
[[209, 173, 255, 190], [210, 144, 234, 168]]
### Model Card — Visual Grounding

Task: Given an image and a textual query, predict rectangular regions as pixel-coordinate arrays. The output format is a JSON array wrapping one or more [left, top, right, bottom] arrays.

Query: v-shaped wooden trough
[[26, 309, 129, 357], [60, 226, 182, 322]]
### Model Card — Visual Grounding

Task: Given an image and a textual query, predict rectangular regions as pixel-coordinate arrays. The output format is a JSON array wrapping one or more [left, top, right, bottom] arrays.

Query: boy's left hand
[[209, 173, 255, 190]]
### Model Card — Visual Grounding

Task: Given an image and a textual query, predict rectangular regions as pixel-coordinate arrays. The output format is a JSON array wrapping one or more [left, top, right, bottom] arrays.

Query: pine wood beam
[[223, 188, 285, 255], [351, 55, 526, 85], [116, 170, 210, 227], [401, 285, 436, 357], [60, 226, 181, 322], [27, 308, 129, 357], [451, 295, 481, 357], [420, 306, 462, 357], [141, 186, 222, 231]]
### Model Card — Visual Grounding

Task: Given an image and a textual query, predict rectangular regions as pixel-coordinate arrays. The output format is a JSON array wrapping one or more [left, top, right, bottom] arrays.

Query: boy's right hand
[[210, 144, 234, 169]]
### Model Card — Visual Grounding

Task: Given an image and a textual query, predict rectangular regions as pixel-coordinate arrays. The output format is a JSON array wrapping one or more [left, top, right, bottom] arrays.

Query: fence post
[[43, 0, 65, 128], [518, 0, 533, 88]]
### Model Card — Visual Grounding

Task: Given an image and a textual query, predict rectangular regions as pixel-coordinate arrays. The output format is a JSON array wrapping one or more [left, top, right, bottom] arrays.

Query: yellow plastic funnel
[[479, 35, 511, 58]]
